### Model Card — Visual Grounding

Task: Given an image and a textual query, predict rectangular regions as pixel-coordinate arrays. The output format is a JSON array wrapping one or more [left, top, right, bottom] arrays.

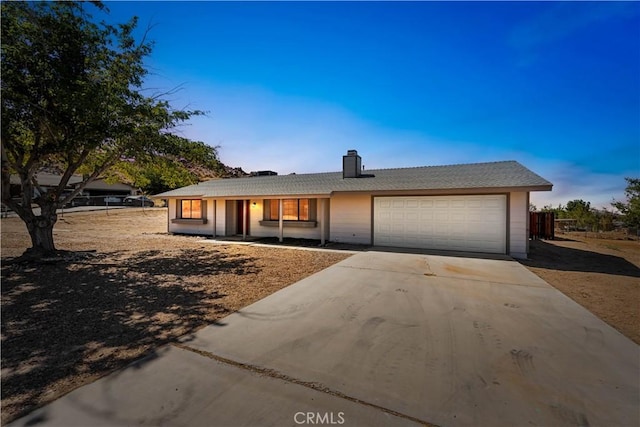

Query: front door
[[236, 200, 250, 236]]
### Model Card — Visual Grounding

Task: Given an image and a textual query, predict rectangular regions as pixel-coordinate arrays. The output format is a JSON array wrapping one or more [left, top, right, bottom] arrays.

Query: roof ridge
[[251, 160, 519, 177], [185, 160, 523, 183], [363, 160, 517, 173]]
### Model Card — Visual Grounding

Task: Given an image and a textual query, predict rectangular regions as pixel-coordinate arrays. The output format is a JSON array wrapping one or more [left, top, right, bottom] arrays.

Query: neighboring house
[[80, 178, 137, 198], [8, 172, 84, 198], [8, 173, 136, 204], [155, 150, 552, 258]]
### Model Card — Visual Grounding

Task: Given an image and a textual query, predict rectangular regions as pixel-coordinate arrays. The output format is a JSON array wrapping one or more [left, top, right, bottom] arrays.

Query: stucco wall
[[165, 192, 530, 256], [509, 191, 529, 259], [330, 193, 372, 245], [212, 199, 225, 237]]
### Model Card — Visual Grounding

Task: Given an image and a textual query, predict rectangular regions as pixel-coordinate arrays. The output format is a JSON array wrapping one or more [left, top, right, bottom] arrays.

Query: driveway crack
[[172, 342, 439, 427]]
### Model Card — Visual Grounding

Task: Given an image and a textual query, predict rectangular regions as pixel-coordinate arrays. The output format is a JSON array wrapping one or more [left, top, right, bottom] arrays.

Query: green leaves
[[0, 1, 221, 253], [104, 134, 226, 195], [115, 157, 199, 195], [612, 178, 640, 228], [1, 1, 212, 195]]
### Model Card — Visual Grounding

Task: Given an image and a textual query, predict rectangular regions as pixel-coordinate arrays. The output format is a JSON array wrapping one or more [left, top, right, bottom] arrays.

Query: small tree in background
[[612, 178, 640, 234], [565, 199, 594, 230], [542, 204, 565, 216], [596, 208, 615, 232]]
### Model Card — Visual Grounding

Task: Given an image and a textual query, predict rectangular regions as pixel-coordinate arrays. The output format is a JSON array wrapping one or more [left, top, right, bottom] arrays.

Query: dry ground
[[0, 208, 350, 423], [1, 210, 638, 424], [519, 234, 640, 346]]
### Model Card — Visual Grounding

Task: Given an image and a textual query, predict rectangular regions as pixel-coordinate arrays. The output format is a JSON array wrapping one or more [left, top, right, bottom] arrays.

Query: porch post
[[279, 199, 284, 243], [212, 199, 217, 238], [242, 199, 247, 241], [320, 198, 326, 246]]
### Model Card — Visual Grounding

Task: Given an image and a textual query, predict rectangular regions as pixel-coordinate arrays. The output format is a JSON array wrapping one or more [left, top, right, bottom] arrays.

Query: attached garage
[[374, 195, 507, 254], [158, 152, 552, 258]]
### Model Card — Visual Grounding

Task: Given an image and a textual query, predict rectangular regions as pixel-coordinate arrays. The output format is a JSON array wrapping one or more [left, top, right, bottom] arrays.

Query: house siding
[[225, 200, 237, 235], [509, 191, 528, 259], [211, 199, 225, 237], [164, 191, 531, 256], [322, 198, 331, 243], [330, 193, 372, 245]]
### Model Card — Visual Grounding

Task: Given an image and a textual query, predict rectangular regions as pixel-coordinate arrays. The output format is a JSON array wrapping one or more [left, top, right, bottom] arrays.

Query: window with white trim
[[179, 199, 203, 219], [264, 199, 314, 221]]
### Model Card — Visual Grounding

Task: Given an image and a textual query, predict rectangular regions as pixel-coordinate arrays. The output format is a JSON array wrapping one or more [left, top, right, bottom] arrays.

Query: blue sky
[[103, 1, 639, 210]]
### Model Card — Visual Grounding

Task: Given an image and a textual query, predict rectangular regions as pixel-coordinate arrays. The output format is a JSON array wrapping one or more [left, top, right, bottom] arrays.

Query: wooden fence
[[530, 212, 555, 240]]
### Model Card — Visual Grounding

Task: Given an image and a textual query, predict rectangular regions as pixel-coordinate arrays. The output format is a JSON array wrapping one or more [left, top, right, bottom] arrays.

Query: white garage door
[[374, 195, 507, 254]]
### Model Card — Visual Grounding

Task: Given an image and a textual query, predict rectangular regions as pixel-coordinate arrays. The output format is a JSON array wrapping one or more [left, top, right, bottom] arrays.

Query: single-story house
[[155, 150, 552, 258], [9, 173, 136, 199], [8, 172, 84, 198], [80, 178, 137, 198]]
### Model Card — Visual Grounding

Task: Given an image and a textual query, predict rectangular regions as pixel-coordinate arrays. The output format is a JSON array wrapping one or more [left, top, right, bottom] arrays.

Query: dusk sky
[[103, 1, 639, 210]]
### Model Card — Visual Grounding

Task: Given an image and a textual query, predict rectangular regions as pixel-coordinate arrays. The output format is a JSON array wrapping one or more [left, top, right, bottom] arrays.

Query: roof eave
[[155, 185, 552, 199], [153, 193, 205, 198], [158, 193, 333, 199], [334, 185, 553, 196], [516, 185, 553, 192]]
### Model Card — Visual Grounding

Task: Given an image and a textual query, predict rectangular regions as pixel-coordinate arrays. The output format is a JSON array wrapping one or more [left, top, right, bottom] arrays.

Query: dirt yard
[[1, 209, 638, 424], [0, 208, 350, 423], [519, 234, 640, 345]]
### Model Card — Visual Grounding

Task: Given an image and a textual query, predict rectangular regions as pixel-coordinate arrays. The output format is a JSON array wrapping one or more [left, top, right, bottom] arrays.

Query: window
[[265, 199, 312, 221], [268, 200, 279, 221], [172, 199, 207, 224], [180, 199, 202, 219]]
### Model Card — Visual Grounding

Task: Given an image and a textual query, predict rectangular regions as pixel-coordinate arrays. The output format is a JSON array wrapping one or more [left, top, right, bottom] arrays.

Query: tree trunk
[[24, 211, 58, 256]]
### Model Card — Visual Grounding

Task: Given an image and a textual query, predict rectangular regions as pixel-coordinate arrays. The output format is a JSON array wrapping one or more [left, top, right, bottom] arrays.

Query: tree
[[612, 178, 640, 230], [565, 199, 591, 214], [1, 1, 205, 257], [104, 137, 228, 194], [595, 208, 615, 232], [564, 199, 595, 230], [542, 204, 565, 216]]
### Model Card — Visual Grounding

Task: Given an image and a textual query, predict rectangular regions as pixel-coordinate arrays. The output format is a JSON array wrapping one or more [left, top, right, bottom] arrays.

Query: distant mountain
[[33, 155, 249, 196], [184, 159, 249, 181]]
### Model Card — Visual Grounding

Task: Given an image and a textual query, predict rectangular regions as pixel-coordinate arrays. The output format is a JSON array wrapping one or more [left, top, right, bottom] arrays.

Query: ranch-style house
[[155, 150, 552, 259]]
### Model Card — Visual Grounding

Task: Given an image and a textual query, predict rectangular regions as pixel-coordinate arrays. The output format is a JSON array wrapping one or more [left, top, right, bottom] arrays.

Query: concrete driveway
[[11, 251, 639, 427]]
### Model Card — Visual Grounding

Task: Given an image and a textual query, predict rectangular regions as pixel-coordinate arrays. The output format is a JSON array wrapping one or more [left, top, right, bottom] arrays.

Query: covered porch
[[165, 196, 331, 244], [222, 197, 331, 245]]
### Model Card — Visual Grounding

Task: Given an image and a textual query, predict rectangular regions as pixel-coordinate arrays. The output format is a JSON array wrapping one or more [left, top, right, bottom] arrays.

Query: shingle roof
[[154, 160, 552, 198]]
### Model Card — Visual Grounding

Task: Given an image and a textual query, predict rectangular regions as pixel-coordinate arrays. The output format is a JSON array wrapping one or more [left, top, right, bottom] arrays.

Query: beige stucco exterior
[[329, 193, 372, 245], [164, 190, 535, 258], [508, 191, 529, 259], [168, 197, 332, 242]]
